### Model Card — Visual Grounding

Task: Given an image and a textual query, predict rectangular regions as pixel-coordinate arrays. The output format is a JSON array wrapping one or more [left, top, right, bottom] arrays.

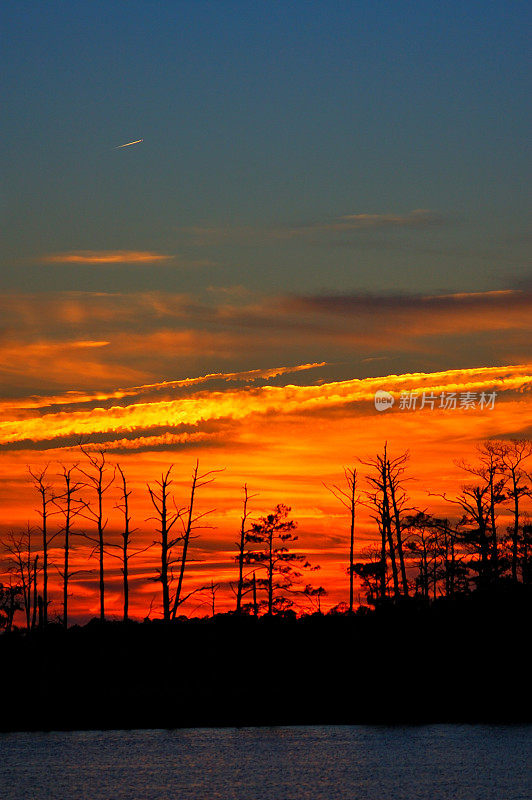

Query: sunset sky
[[1, 2, 530, 620]]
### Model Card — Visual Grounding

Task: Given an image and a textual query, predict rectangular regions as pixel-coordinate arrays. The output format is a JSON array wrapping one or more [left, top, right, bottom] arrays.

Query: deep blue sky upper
[[1, 1, 530, 295]]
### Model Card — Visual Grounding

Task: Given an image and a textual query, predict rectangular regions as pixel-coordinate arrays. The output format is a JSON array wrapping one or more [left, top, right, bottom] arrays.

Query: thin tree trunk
[[268, 529, 273, 614], [379, 523, 387, 599], [29, 468, 52, 628], [349, 478, 355, 613], [252, 571, 258, 616], [388, 465, 409, 596], [31, 556, 38, 631], [98, 490, 105, 622], [510, 470, 519, 581], [42, 495, 48, 626], [117, 465, 132, 622], [161, 489, 170, 622], [63, 520, 69, 629], [63, 498, 70, 629], [78, 449, 114, 623], [172, 504, 193, 616], [488, 469, 498, 579], [123, 542, 129, 623], [422, 539, 429, 599], [236, 485, 249, 614], [382, 501, 399, 596], [171, 462, 200, 619], [381, 450, 399, 597], [449, 530, 456, 596]]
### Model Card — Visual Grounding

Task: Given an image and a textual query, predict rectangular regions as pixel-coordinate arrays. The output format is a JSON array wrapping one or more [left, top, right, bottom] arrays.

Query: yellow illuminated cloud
[[0, 362, 327, 414], [0, 363, 529, 447]]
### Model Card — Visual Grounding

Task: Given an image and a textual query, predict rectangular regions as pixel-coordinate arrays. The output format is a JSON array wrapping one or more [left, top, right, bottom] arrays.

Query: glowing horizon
[[1, 360, 530, 622]]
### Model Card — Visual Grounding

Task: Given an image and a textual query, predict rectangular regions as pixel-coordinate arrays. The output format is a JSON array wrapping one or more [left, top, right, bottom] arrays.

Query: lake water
[[0, 725, 530, 800]]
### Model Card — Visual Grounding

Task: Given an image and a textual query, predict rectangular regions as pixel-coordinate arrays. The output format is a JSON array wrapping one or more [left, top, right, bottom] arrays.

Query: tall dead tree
[[170, 461, 220, 620], [362, 446, 396, 598], [148, 466, 181, 622], [28, 465, 55, 626], [361, 445, 413, 599], [324, 467, 359, 612], [78, 447, 115, 622], [148, 462, 218, 621], [235, 483, 257, 614], [522, 522, 532, 584], [53, 465, 86, 628], [108, 464, 151, 621], [386, 452, 411, 596], [252, 571, 258, 616]]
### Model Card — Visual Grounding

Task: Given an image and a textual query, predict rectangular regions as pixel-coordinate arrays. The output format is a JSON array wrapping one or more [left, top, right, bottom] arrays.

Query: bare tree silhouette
[[362, 445, 401, 598], [324, 467, 360, 612], [170, 461, 220, 620], [386, 451, 411, 596], [106, 464, 152, 622], [28, 465, 56, 627], [147, 461, 218, 621], [1, 437, 531, 628], [147, 466, 181, 622], [234, 483, 257, 614], [361, 445, 416, 599], [53, 465, 87, 628], [77, 447, 115, 622]]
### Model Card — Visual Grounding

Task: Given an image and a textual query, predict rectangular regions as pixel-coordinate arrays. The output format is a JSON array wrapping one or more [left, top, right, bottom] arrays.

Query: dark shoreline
[[1, 587, 530, 733]]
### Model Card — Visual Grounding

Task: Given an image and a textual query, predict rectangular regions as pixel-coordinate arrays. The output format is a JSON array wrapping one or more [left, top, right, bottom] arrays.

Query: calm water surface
[[0, 725, 530, 800]]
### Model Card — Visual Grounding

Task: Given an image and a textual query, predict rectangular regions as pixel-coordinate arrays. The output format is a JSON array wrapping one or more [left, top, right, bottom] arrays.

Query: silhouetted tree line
[[1, 439, 531, 632]]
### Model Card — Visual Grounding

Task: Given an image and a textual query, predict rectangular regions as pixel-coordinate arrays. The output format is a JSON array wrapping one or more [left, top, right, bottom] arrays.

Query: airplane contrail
[[115, 138, 144, 149]]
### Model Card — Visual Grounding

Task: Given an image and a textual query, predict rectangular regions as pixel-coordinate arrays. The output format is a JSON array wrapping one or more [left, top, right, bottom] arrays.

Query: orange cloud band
[[0, 364, 529, 448], [44, 250, 173, 264]]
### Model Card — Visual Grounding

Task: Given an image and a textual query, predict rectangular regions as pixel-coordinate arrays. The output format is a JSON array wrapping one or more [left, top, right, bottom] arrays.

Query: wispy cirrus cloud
[[0, 364, 529, 450], [0, 362, 327, 414], [180, 209, 442, 244], [43, 250, 175, 264], [284, 209, 441, 237]]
